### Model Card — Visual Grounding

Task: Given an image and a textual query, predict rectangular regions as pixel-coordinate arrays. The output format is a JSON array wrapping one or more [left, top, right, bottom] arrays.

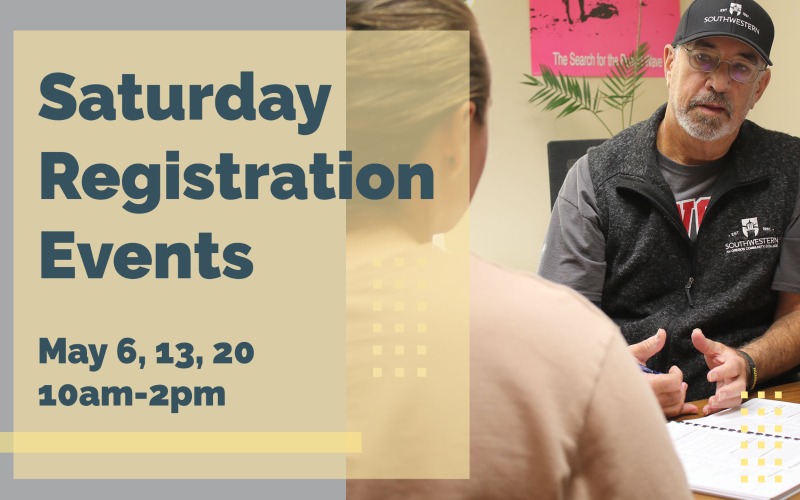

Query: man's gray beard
[[671, 93, 737, 142]]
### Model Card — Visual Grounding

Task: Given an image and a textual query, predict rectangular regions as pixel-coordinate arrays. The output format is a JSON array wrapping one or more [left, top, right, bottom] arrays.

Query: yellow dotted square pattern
[[741, 476, 784, 484], [367, 254, 431, 383], [740, 391, 786, 487]]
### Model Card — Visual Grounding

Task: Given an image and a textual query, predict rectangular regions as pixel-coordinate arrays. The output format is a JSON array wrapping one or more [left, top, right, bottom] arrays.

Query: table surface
[[679, 381, 800, 500]]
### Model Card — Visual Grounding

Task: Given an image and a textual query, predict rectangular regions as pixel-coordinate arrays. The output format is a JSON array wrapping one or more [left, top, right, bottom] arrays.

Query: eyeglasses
[[682, 45, 766, 83]]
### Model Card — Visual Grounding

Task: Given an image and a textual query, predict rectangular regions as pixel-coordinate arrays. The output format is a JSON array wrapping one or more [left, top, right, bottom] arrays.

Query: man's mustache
[[689, 93, 732, 116]]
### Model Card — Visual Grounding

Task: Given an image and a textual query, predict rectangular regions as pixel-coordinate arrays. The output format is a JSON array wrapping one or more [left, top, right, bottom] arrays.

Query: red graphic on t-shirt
[[676, 197, 710, 235]]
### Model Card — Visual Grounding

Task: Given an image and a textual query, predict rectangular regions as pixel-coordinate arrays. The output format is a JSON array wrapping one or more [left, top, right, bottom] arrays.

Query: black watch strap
[[737, 350, 758, 392]]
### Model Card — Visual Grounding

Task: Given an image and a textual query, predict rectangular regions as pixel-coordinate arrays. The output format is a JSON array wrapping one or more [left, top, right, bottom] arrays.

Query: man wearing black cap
[[539, 0, 800, 417]]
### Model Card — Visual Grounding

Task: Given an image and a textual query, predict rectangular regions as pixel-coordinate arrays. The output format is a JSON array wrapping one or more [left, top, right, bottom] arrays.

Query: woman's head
[[347, 0, 490, 126], [346, 0, 491, 236]]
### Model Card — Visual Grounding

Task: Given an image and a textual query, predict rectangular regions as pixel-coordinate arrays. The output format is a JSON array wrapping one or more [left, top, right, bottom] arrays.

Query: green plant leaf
[[601, 42, 650, 113], [522, 66, 599, 119], [521, 41, 652, 137], [521, 73, 544, 87]]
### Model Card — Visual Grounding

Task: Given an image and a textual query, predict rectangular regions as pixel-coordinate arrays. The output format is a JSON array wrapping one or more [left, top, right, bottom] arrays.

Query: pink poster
[[530, 0, 681, 77]]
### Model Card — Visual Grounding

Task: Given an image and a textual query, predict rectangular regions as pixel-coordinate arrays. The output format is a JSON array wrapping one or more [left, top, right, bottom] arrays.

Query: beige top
[[347, 256, 691, 499]]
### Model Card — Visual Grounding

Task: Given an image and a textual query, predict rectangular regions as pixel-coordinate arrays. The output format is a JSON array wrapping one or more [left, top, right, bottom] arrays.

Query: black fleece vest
[[589, 104, 800, 400]]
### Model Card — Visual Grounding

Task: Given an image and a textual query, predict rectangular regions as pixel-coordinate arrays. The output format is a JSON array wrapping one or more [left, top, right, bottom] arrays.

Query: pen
[[639, 364, 663, 375]]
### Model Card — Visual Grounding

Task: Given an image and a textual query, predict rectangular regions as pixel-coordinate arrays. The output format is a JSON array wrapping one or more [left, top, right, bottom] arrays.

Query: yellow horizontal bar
[[0, 432, 361, 454]]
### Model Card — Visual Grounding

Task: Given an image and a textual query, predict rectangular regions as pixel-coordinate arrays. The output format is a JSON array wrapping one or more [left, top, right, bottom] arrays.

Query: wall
[[469, 0, 799, 272]]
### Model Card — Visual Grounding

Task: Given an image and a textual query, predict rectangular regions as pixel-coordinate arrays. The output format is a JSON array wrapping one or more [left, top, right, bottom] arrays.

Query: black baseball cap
[[673, 0, 774, 66]]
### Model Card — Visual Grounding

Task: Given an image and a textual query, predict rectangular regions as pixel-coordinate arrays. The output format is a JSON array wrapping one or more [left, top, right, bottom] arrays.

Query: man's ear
[[664, 44, 676, 86], [751, 68, 771, 109]]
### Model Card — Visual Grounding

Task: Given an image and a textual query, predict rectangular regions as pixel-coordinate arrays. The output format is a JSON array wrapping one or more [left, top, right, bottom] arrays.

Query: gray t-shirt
[[538, 153, 800, 303], [659, 152, 723, 241]]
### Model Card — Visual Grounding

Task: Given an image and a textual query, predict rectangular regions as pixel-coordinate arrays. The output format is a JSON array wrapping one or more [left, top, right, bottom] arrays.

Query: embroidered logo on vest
[[742, 217, 759, 238], [724, 217, 779, 254]]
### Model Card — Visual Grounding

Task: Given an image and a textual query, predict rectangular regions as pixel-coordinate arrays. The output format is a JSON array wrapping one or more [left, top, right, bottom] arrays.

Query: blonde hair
[[345, 0, 489, 229], [346, 0, 490, 125]]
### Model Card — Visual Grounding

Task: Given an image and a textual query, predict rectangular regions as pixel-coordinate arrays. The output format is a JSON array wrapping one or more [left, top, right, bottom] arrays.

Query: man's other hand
[[691, 328, 748, 415], [630, 329, 698, 417]]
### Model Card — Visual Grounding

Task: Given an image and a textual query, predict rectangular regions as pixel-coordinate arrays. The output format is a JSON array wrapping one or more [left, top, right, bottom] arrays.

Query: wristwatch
[[736, 349, 758, 392]]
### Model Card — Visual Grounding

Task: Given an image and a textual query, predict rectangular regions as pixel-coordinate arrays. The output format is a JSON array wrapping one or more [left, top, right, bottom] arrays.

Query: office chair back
[[546, 139, 605, 208]]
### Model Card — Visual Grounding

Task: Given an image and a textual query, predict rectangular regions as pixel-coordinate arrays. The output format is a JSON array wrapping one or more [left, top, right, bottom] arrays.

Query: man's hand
[[691, 328, 748, 415], [629, 329, 698, 417]]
